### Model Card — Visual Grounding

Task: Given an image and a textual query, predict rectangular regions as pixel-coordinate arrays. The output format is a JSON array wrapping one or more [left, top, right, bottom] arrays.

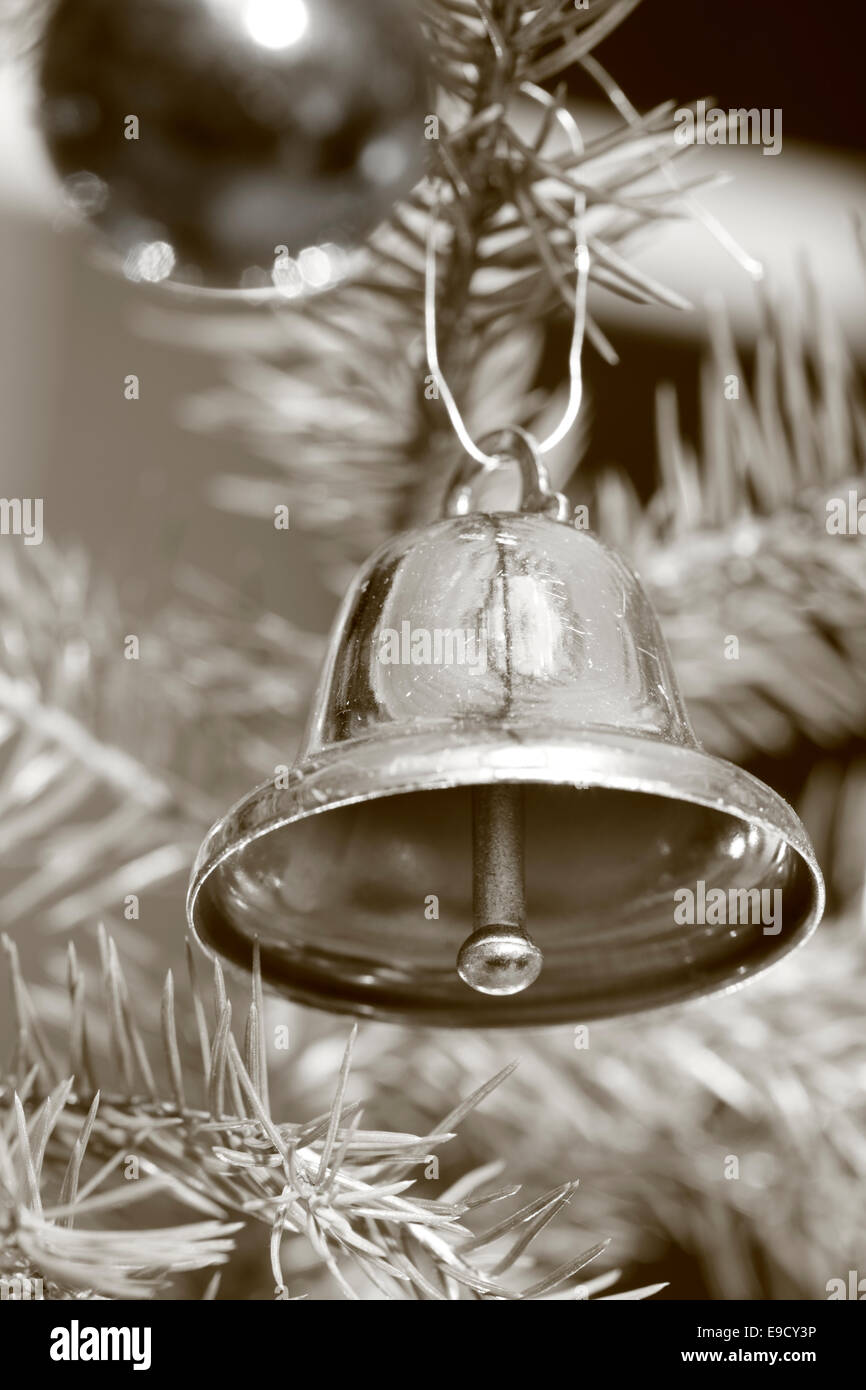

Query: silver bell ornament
[[188, 432, 824, 1027]]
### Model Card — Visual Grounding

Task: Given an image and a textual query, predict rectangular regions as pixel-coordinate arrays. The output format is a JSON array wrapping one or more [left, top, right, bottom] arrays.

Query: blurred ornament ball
[[38, 0, 429, 292]]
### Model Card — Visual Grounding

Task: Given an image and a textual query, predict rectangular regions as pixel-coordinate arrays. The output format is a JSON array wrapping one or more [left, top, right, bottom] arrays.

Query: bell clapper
[[457, 784, 543, 996]]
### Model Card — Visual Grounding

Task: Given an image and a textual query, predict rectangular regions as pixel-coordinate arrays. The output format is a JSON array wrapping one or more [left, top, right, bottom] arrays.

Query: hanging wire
[[425, 82, 590, 467]]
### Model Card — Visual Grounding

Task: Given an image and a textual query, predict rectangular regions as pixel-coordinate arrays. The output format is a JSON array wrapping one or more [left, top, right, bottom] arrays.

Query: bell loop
[[443, 426, 570, 521]]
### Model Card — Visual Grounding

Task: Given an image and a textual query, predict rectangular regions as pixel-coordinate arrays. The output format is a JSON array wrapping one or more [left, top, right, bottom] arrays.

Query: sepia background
[[1, 0, 865, 1299]]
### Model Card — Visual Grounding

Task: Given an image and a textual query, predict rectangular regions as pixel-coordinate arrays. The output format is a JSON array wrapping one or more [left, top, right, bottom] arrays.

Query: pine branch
[[595, 276, 866, 764], [0, 927, 659, 1301], [0, 545, 322, 931], [142, 0, 700, 555], [377, 892, 866, 1300]]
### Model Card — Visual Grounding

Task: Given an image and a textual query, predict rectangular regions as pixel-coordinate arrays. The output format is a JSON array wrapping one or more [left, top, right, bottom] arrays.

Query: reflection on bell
[[187, 439, 824, 1027]]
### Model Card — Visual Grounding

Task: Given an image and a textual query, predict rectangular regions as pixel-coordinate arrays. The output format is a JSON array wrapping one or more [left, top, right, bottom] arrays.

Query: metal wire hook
[[424, 81, 590, 468], [443, 426, 569, 519]]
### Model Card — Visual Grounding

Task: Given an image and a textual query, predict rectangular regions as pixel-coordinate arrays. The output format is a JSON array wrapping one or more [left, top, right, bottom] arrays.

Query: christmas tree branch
[[0, 926, 661, 1301], [141, 0, 700, 551], [596, 277, 866, 764]]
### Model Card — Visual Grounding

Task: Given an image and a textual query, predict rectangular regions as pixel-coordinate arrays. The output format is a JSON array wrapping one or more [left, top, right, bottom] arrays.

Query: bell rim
[[186, 726, 825, 1026]]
